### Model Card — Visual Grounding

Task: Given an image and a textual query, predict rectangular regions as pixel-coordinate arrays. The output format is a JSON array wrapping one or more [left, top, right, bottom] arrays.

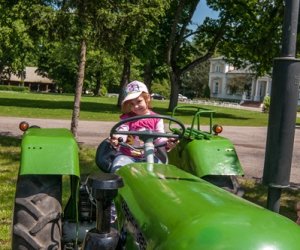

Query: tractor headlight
[[19, 121, 29, 132], [213, 124, 223, 135]]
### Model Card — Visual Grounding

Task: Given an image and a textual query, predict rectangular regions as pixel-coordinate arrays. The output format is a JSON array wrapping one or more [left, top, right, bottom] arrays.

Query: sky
[[191, 0, 219, 27]]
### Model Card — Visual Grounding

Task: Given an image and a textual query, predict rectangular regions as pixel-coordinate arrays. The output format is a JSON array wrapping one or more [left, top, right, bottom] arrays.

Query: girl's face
[[129, 95, 150, 115]]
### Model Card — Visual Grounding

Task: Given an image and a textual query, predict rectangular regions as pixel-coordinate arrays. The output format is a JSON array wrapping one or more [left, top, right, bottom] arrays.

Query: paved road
[[1, 116, 300, 184]]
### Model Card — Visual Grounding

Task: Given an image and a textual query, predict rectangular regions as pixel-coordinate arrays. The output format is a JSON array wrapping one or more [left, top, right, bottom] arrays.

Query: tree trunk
[[117, 55, 131, 107], [93, 72, 102, 96], [71, 39, 86, 137], [143, 61, 152, 91], [168, 69, 180, 111]]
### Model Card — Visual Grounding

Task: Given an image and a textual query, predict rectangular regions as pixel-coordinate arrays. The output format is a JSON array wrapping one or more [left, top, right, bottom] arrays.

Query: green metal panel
[[168, 135, 244, 177], [169, 105, 244, 178], [117, 163, 300, 249], [20, 128, 80, 177]]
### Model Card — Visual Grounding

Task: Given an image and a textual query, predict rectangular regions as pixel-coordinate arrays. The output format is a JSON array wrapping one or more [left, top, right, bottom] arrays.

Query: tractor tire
[[202, 175, 244, 197], [12, 175, 62, 250]]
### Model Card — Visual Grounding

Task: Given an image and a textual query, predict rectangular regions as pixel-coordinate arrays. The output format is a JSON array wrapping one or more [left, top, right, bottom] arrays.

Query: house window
[[213, 82, 219, 94], [215, 64, 221, 72]]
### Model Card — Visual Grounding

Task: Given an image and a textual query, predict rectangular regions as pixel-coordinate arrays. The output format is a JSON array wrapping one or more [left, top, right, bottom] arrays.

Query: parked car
[[178, 93, 188, 101], [151, 93, 165, 100]]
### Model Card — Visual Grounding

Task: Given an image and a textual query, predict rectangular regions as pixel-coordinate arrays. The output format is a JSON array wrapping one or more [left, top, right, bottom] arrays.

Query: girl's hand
[[109, 136, 119, 148], [166, 138, 179, 152]]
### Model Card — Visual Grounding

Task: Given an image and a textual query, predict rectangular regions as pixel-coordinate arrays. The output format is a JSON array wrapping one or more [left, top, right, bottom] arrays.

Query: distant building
[[209, 57, 272, 103], [0, 67, 55, 92]]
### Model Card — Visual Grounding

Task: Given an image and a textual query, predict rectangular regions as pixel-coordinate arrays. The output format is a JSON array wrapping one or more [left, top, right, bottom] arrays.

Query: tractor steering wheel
[[110, 114, 185, 150]]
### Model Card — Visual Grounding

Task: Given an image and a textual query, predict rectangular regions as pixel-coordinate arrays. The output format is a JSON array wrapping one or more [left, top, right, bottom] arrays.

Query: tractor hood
[[117, 163, 300, 249]]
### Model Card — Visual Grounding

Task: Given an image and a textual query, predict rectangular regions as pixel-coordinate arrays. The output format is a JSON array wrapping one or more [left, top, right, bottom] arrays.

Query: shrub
[[151, 80, 170, 98], [100, 85, 108, 96], [203, 84, 211, 99], [0, 85, 29, 92], [262, 95, 270, 113]]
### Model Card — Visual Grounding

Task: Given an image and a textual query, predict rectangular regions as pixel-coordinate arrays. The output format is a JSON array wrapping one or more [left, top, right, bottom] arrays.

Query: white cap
[[122, 81, 149, 104]]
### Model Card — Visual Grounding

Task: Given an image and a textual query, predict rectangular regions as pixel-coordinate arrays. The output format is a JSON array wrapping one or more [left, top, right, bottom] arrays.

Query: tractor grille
[[121, 200, 147, 250]]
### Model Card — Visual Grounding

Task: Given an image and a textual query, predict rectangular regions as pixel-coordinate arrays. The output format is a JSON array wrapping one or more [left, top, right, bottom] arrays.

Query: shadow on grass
[[154, 106, 251, 121], [241, 178, 300, 221], [0, 97, 120, 114], [1, 96, 264, 122], [0, 135, 21, 164], [0, 135, 21, 147]]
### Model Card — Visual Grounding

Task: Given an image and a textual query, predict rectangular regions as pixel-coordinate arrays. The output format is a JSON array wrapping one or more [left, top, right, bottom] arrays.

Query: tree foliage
[[226, 74, 253, 95], [0, 1, 53, 78], [0, 0, 292, 123], [164, 0, 229, 110], [85, 50, 120, 96], [37, 41, 78, 91], [181, 60, 210, 98], [107, 1, 170, 106], [151, 79, 171, 98], [207, 0, 284, 76]]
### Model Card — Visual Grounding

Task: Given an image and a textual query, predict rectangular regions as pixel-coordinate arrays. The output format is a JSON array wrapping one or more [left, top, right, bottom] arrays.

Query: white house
[[209, 57, 272, 103]]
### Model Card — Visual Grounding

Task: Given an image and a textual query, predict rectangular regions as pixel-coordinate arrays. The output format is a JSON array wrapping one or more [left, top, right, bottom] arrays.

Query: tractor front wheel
[[12, 175, 62, 249]]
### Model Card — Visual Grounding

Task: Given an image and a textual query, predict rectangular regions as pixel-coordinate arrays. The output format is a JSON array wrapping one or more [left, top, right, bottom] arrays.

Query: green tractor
[[168, 105, 244, 196], [11, 109, 300, 249]]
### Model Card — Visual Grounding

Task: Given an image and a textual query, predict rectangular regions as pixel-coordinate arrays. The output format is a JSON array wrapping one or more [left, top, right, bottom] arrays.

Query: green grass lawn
[[0, 91, 273, 126], [0, 136, 20, 249]]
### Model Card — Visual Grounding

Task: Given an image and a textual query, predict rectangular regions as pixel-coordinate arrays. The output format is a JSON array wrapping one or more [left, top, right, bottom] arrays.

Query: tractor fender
[[181, 136, 244, 177], [19, 128, 80, 177]]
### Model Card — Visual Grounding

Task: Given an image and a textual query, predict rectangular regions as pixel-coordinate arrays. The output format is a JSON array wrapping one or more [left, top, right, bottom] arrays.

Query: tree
[[70, 0, 88, 137], [85, 50, 120, 96], [22, 1, 169, 136], [111, 1, 170, 107], [0, 0, 288, 127], [208, 0, 284, 75], [0, 1, 54, 80], [181, 60, 210, 98], [165, 0, 227, 110], [37, 0, 121, 137], [33, 0, 90, 137], [151, 79, 171, 98], [203, 84, 211, 99], [160, 0, 286, 110], [226, 74, 253, 95], [37, 41, 78, 92]]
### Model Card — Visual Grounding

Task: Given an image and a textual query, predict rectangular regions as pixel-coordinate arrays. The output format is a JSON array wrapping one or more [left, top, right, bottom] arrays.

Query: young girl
[[110, 80, 172, 172]]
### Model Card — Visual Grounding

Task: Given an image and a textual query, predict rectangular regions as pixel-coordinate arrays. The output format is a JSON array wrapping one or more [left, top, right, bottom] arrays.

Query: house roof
[[10, 67, 54, 84], [210, 56, 255, 74]]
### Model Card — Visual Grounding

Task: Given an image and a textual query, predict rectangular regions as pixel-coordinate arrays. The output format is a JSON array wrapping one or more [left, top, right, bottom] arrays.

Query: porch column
[[266, 78, 271, 96], [250, 78, 256, 101], [254, 80, 261, 101]]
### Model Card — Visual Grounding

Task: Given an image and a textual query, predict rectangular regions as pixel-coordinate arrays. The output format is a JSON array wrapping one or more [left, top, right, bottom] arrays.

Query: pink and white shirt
[[116, 111, 166, 158]]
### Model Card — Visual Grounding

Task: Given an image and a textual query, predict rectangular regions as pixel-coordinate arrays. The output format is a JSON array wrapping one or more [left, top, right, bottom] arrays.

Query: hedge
[[0, 85, 29, 92]]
